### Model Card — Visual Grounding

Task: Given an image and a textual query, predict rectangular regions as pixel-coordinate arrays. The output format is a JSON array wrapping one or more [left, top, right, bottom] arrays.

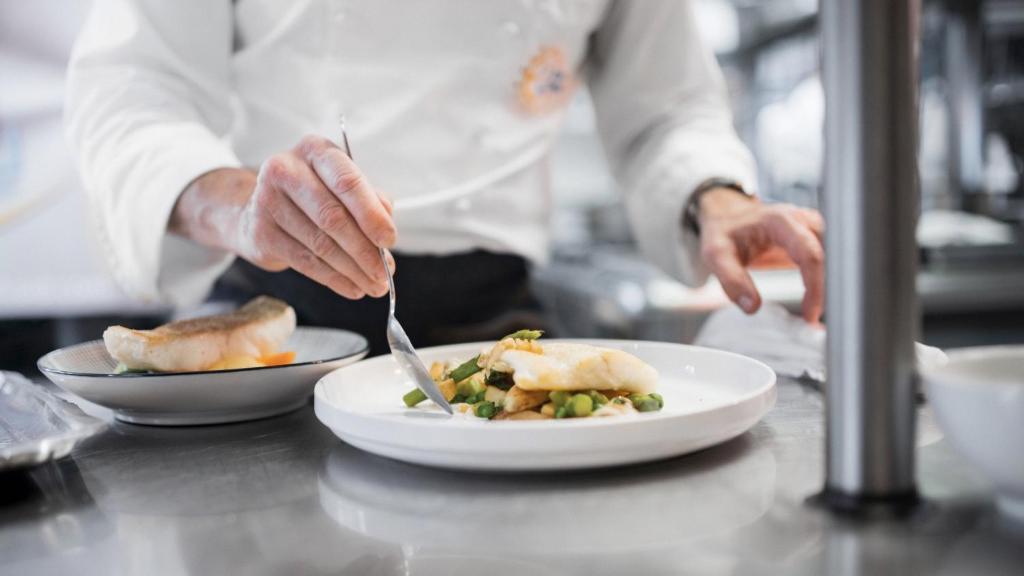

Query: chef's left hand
[[697, 188, 825, 324]]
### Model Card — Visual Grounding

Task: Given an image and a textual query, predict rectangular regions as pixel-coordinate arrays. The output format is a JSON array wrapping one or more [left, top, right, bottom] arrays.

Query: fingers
[[764, 208, 825, 323], [241, 200, 364, 299], [296, 135, 397, 248], [274, 229, 366, 299], [794, 207, 825, 242], [262, 183, 386, 298], [701, 236, 763, 314], [267, 154, 389, 289]]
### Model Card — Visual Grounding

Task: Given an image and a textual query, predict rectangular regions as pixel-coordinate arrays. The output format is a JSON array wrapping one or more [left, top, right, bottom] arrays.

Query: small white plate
[[314, 339, 776, 472], [38, 327, 368, 426]]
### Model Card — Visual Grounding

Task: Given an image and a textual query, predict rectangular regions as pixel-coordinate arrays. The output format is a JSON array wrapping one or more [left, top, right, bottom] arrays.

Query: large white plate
[[38, 327, 368, 426], [314, 339, 777, 471]]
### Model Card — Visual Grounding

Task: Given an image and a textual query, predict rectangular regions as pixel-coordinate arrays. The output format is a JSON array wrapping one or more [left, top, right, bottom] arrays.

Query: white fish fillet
[[500, 342, 658, 394], [103, 297, 296, 372]]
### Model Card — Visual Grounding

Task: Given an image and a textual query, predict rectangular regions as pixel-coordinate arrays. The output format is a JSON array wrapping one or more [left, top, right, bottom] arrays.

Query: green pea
[[650, 392, 664, 408], [549, 391, 571, 407], [570, 394, 593, 417], [588, 391, 609, 406], [634, 397, 661, 412], [555, 406, 568, 419]]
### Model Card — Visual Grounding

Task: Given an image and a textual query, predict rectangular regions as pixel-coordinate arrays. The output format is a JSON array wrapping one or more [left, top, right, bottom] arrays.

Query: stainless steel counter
[[1, 380, 1021, 576]]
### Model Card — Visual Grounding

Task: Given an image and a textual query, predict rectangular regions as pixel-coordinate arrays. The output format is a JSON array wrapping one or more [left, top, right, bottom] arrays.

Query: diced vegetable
[[403, 388, 428, 407], [209, 356, 264, 370], [456, 377, 486, 398], [438, 379, 457, 401], [429, 361, 446, 381], [549, 391, 571, 407], [629, 393, 662, 412], [569, 394, 593, 417], [505, 410, 548, 420], [449, 355, 482, 383], [502, 329, 544, 340], [259, 350, 296, 366], [484, 385, 507, 405], [474, 401, 497, 419]]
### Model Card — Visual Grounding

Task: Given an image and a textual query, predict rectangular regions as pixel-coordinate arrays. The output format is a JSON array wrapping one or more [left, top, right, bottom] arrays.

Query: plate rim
[[314, 338, 777, 432], [36, 325, 369, 379]]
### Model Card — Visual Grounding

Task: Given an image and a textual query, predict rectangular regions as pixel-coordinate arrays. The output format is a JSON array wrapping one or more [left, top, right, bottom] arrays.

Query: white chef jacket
[[65, 0, 757, 307]]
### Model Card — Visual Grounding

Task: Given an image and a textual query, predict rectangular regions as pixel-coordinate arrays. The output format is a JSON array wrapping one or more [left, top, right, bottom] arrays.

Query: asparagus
[[448, 355, 482, 383], [403, 388, 428, 407]]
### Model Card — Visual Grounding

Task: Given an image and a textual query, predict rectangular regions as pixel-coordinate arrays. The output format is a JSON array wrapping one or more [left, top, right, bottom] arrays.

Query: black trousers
[[212, 250, 548, 357]]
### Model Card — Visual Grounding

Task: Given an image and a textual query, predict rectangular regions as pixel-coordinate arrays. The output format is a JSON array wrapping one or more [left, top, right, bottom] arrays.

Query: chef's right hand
[[230, 135, 396, 299]]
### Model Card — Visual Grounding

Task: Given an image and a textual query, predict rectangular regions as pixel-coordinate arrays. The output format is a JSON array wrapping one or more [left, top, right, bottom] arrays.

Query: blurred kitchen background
[[2, 0, 1023, 377]]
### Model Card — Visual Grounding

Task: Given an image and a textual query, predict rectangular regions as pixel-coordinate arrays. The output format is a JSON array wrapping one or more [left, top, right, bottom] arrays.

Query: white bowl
[[39, 327, 368, 426], [921, 345, 1024, 520]]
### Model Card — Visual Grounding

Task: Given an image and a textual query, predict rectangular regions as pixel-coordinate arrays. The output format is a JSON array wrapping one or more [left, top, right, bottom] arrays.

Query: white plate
[[314, 339, 776, 471], [38, 327, 368, 426]]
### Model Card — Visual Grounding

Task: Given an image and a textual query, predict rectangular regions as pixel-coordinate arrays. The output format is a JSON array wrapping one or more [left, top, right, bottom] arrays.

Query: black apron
[[212, 250, 548, 356]]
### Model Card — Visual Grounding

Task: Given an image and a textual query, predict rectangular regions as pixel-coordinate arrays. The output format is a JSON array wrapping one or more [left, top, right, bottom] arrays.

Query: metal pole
[[820, 0, 921, 510]]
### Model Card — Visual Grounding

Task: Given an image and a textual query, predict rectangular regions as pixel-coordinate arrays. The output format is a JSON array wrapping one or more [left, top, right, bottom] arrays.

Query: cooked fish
[[103, 296, 296, 372], [500, 342, 658, 394]]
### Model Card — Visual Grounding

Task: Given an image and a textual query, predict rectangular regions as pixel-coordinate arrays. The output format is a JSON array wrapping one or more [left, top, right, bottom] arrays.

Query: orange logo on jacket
[[517, 46, 575, 115]]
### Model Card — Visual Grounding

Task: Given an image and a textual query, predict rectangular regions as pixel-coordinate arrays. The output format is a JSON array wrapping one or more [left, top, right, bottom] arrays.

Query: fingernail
[[738, 295, 754, 312]]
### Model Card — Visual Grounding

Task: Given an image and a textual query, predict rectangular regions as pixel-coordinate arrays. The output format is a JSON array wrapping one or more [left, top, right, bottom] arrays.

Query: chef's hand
[[170, 135, 396, 299], [697, 188, 824, 323]]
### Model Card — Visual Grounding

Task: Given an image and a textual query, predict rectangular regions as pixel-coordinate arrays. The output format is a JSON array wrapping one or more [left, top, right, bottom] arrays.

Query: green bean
[[449, 355, 482, 383], [474, 401, 497, 419], [570, 394, 593, 417], [403, 388, 428, 407], [502, 329, 544, 340]]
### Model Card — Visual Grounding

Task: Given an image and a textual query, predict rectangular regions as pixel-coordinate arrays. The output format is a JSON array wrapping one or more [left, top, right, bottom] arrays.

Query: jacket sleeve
[[64, 0, 242, 306], [586, 0, 758, 286]]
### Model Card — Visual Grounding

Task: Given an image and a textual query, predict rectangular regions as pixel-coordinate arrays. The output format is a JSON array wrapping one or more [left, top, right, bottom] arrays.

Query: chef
[[65, 0, 824, 354]]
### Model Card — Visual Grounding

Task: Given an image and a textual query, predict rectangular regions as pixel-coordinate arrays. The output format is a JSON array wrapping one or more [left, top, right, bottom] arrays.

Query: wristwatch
[[682, 178, 748, 236]]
